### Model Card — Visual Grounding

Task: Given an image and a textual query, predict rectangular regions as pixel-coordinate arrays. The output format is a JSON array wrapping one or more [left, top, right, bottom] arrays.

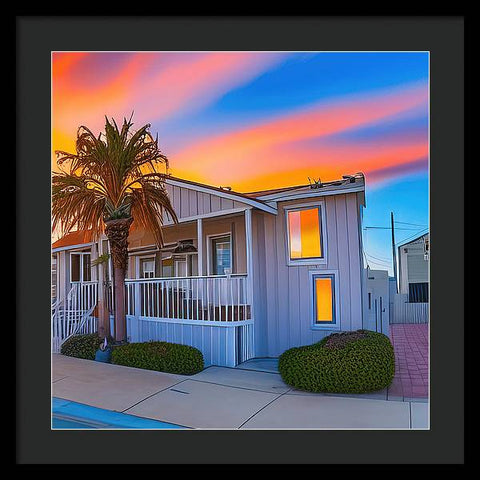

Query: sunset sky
[[52, 51, 429, 273]]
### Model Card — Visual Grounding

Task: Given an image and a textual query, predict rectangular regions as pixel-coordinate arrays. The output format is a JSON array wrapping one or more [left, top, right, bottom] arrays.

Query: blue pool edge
[[52, 397, 187, 429]]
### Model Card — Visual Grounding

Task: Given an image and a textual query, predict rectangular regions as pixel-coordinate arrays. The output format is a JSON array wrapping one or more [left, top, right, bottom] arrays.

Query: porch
[[52, 274, 255, 367]]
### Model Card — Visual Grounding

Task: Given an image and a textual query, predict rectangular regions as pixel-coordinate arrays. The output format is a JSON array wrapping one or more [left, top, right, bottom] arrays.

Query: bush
[[60, 333, 103, 360], [278, 330, 395, 394], [111, 341, 204, 375]]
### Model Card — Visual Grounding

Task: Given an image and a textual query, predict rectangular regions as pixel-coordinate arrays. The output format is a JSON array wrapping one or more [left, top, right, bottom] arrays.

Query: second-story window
[[286, 205, 324, 263]]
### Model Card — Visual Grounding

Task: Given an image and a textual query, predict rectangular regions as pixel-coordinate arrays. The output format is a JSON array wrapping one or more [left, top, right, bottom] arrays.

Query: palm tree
[[52, 115, 177, 343]]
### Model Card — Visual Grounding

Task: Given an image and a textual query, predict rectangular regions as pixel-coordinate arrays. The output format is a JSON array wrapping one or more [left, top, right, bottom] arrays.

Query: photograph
[[50, 50, 430, 430]]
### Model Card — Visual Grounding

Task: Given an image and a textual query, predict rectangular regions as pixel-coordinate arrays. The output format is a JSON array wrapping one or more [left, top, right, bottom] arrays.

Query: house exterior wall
[[252, 192, 365, 358], [398, 234, 429, 295], [126, 213, 248, 279], [52, 178, 367, 365], [163, 183, 248, 224]]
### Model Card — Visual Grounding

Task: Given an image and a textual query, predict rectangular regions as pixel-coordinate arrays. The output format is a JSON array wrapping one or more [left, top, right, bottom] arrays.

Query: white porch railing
[[124, 274, 251, 322], [52, 276, 254, 366], [51, 282, 98, 353]]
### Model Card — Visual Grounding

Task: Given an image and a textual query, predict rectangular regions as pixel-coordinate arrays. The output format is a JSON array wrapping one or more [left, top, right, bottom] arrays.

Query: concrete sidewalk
[[52, 354, 429, 429]]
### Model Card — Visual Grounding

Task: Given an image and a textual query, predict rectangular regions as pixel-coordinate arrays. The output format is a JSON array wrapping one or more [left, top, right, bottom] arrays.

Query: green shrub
[[111, 341, 204, 375], [278, 330, 395, 394], [60, 333, 103, 360]]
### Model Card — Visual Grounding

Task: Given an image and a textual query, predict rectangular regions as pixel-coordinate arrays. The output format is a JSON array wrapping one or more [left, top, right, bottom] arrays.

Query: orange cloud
[[170, 82, 428, 181], [52, 52, 286, 171], [168, 83, 428, 190]]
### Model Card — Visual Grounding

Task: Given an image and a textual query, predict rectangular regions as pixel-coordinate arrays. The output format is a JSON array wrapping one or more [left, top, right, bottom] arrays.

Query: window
[[140, 258, 155, 278], [161, 257, 174, 277], [211, 235, 231, 275], [70, 252, 91, 282], [310, 272, 338, 327], [286, 205, 324, 263], [409, 282, 428, 303]]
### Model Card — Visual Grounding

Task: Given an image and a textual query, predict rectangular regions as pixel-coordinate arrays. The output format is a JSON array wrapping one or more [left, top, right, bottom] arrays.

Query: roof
[[52, 173, 365, 249], [167, 173, 364, 204], [52, 230, 94, 250], [164, 175, 277, 214], [245, 173, 366, 202], [397, 231, 429, 249]]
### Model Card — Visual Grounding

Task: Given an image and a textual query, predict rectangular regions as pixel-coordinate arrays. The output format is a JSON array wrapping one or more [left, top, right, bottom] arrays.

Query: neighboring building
[[397, 232, 429, 303], [52, 172, 373, 366], [363, 268, 390, 336]]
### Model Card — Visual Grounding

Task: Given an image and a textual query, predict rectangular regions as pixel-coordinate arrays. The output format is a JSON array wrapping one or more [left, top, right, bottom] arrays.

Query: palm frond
[[52, 115, 176, 245]]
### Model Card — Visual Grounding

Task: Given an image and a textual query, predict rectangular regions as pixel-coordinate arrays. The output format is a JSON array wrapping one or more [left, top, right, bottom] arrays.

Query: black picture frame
[[16, 15, 465, 465]]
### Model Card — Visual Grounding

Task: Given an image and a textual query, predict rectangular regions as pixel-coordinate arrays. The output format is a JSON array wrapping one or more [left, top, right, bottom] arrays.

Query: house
[[52, 172, 371, 366], [397, 232, 429, 303]]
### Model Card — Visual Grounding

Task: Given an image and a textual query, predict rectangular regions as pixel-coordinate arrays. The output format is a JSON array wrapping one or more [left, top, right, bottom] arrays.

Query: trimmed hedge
[[278, 330, 395, 394], [111, 341, 204, 375], [60, 333, 103, 360]]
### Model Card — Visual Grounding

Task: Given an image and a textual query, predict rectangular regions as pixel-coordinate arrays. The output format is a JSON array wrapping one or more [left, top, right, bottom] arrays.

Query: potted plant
[[94, 337, 112, 363]]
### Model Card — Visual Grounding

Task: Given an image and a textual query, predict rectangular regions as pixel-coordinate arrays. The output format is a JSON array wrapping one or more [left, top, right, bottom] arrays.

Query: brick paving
[[388, 324, 429, 399]]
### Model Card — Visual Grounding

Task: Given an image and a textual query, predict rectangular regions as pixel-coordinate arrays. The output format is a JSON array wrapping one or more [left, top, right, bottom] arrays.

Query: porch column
[[197, 218, 203, 276], [244, 208, 254, 307]]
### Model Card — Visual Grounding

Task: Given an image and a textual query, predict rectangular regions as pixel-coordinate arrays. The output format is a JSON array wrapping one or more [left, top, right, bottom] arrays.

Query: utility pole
[[391, 211, 398, 293]]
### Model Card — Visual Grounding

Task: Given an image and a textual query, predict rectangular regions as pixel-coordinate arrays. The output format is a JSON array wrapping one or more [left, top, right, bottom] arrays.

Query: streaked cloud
[[169, 82, 428, 190]]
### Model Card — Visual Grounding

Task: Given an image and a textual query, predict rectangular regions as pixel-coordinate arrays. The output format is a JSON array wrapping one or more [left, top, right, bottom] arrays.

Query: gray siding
[[164, 184, 249, 223], [252, 192, 364, 357]]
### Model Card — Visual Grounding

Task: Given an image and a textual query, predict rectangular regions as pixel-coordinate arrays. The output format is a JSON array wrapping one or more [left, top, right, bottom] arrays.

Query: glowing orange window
[[287, 207, 322, 260], [314, 276, 335, 323]]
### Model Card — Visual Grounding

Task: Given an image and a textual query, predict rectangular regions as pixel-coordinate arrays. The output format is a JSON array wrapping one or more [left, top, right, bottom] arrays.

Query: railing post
[[245, 208, 254, 312]]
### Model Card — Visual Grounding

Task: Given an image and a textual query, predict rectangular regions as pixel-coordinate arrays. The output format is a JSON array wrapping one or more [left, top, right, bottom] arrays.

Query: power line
[[394, 221, 428, 227], [364, 226, 422, 231], [365, 252, 391, 264], [395, 227, 429, 246]]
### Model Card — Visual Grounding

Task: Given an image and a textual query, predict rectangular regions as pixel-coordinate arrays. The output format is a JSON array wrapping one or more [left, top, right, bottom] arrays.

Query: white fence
[[51, 282, 98, 353], [390, 293, 429, 324]]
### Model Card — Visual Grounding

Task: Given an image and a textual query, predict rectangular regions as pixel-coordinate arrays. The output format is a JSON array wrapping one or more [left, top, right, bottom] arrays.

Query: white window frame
[[284, 201, 327, 266], [69, 251, 92, 283], [309, 269, 340, 330], [136, 255, 156, 279], [206, 232, 233, 276]]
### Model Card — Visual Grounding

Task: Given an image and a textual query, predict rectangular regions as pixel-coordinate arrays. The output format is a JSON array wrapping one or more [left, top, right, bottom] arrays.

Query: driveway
[[388, 324, 429, 399], [52, 354, 428, 429]]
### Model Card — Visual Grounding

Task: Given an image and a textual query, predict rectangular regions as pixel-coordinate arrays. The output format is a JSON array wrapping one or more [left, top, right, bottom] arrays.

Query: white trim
[[162, 207, 257, 226], [244, 208, 254, 315], [206, 231, 233, 276], [261, 184, 365, 204], [135, 254, 156, 279], [197, 218, 204, 276], [52, 242, 93, 253], [165, 178, 277, 215], [69, 251, 92, 283], [135, 315, 254, 328], [284, 201, 328, 267], [309, 269, 341, 331]]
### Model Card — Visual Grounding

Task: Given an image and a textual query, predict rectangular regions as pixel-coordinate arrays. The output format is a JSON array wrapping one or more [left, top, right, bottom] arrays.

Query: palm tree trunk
[[105, 217, 133, 343]]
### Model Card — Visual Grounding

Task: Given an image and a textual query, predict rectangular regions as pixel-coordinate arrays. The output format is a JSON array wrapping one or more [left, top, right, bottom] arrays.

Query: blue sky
[[53, 51, 429, 271]]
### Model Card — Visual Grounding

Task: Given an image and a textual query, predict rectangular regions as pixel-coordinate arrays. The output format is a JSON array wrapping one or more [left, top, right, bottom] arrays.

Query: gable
[[163, 181, 272, 224]]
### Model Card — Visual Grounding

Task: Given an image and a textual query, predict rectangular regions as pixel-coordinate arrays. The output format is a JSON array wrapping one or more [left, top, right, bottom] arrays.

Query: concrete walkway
[[52, 354, 428, 429]]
